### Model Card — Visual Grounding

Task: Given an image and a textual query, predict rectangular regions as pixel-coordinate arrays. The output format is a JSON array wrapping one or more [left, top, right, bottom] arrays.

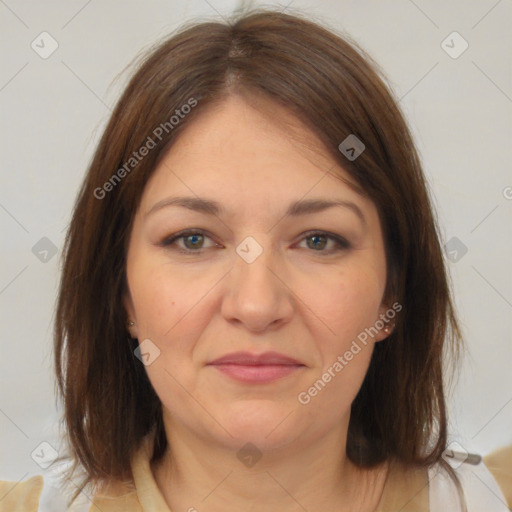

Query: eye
[[297, 231, 350, 254], [161, 229, 350, 255], [161, 229, 219, 254]]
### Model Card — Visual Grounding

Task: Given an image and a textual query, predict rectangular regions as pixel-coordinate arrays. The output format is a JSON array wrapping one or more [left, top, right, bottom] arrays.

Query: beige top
[[1, 434, 511, 511]]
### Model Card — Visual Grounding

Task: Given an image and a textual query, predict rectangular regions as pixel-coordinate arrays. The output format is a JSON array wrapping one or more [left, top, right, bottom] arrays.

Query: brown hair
[[55, 8, 462, 502]]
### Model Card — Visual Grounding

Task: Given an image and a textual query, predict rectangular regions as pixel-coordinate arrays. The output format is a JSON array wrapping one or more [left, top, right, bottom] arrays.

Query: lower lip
[[210, 364, 304, 383]]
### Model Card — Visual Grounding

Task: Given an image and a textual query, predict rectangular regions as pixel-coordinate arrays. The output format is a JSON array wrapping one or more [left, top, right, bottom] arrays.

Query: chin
[[213, 400, 300, 450]]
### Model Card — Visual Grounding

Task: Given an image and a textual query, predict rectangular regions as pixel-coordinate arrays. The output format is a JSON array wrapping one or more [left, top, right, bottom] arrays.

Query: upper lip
[[208, 351, 304, 366]]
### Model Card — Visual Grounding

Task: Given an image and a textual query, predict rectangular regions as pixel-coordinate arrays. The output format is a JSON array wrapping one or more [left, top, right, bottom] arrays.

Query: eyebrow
[[146, 196, 366, 225]]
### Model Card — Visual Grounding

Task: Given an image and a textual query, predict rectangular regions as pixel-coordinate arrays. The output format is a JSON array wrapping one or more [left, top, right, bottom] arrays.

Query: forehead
[[139, 94, 368, 218]]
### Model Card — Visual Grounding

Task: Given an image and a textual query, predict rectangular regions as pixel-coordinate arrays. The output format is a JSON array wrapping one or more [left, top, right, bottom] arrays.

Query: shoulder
[[379, 453, 511, 512], [0, 473, 93, 512], [0, 475, 43, 512], [484, 445, 512, 509], [0, 474, 141, 512], [378, 460, 430, 511], [428, 455, 511, 512]]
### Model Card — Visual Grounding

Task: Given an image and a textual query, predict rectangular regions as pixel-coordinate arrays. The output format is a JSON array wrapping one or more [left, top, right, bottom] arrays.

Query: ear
[[123, 292, 138, 339], [372, 301, 398, 343]]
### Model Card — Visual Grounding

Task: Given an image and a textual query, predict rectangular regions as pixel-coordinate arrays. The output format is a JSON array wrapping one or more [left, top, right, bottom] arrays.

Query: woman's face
[[125, 94, 390, 453]]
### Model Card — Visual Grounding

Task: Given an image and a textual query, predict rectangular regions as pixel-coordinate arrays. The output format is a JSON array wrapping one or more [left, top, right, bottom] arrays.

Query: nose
[[220, 241, 294, 333]]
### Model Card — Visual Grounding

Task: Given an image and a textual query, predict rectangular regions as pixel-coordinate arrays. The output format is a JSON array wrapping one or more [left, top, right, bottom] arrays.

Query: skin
[[124, 94, 392, 511]]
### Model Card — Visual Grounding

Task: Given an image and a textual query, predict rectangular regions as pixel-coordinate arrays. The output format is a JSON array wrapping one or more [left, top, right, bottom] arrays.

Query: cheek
[[128, 264, 214, 402], [129, 261, 211, 339], [128, 262, 228, 389], [302, 263, 384, 348], [296, 269, 380, 413]]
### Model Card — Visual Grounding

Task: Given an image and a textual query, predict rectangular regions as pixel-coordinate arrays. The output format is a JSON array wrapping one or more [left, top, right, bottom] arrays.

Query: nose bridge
[[221, 234, 293, 331], [238, 242, 273, 281], [233, 233, 281, 294]]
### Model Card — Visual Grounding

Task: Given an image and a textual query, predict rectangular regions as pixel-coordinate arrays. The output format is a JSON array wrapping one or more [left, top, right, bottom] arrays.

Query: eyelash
[[160, 229, 350, 256]]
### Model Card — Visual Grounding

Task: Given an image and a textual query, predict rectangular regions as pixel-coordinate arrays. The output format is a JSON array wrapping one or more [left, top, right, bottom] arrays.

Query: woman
[[1, 9, 510, 512]]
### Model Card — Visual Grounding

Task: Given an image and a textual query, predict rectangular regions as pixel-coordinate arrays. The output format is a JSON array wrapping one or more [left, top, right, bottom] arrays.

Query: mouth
[[207, 351, 306, 384]]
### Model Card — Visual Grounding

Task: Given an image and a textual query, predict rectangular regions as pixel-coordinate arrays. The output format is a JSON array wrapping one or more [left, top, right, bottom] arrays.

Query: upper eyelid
[[162, 229, 349, 249], [162, 229, 217, 245]]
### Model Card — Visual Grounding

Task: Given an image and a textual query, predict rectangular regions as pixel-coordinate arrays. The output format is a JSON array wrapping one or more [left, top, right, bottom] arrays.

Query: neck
[[151, 419, 388, 512]]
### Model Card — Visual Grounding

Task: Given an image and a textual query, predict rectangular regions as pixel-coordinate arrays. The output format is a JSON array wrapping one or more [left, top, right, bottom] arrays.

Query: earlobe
[[374, 323, 393, 343], [381, 323, 393, 340], [123, 294, 138, 339], [126, 320, 138, 339], [374, 301, 396, 342]]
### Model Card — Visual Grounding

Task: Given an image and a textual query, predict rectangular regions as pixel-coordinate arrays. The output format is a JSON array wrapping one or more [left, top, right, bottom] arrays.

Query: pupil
[[186, 234, 202, 249], [310, 235, 326, 250]]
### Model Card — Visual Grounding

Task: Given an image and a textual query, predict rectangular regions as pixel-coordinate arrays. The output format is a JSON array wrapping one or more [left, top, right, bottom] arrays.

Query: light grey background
[[1, 0, 511, 485]]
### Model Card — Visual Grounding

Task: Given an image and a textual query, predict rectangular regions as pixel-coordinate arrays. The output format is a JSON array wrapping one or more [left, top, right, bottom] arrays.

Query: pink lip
[[207, 351, 305, 383]]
